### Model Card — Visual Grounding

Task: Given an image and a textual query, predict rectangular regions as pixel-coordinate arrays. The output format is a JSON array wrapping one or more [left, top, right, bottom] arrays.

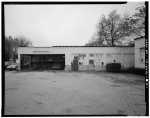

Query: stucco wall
[[134, 38, 145, 69], [18, 47, 134, 71]]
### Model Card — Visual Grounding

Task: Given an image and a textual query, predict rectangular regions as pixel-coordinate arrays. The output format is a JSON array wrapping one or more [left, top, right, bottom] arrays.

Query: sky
[[5, 2, 144, 46]]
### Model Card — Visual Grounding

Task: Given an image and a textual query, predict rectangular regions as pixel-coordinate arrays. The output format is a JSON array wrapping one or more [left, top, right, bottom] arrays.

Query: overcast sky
[[5, 2, 144, 46]]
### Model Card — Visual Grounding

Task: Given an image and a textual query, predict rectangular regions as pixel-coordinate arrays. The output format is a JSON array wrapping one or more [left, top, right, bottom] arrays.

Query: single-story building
[[134, 36, 145, 69], [18, 46, 134, 71]]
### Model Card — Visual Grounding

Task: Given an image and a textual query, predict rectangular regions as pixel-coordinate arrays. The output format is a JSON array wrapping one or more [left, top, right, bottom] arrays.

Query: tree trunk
[[112, 38, 114, 46]]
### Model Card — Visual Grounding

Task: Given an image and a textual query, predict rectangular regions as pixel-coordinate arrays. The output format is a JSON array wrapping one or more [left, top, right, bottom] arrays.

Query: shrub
[[133, 68, 145, 76], [121, 67, 135, 73], [106, 63, 121, 72], [121, 67, 145, 76]]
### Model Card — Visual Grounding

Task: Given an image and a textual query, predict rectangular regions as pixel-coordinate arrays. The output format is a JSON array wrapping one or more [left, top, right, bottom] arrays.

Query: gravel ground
[[4, 71, 145, 116]]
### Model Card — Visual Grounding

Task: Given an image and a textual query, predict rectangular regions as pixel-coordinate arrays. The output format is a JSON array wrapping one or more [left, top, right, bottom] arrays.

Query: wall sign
[[33, 51, 50, 53]]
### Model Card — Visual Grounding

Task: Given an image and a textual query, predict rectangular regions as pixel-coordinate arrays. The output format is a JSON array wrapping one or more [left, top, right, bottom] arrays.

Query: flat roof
[[19, 46, 134, 48], [134, 36, 145, 40], [53, 46, 134, 47]]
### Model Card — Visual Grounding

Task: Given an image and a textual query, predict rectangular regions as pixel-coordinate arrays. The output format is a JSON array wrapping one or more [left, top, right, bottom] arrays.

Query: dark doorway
[[20, 54, 65, 70], [71, 56, 79, 71]]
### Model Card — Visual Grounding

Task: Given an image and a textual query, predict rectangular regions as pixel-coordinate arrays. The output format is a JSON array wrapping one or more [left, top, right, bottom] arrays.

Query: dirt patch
[[63, 108, 73, 113], [36, 102, 43, 105], [104, 75, 145, 86], [117, 110, 125, 114], [5, 88, 18, 91], [40, 78, 51, 80], [135, 79, 145, 84], [112, 79, 143, 85], [111, 84, 122, 87]]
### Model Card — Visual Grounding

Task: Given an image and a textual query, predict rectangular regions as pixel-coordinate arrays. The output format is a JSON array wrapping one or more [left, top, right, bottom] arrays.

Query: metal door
[[71, 56, 79, 71]]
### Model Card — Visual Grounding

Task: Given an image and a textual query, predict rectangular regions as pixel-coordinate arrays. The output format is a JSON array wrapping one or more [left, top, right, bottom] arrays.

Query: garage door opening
[[20, 54, 65, 70]]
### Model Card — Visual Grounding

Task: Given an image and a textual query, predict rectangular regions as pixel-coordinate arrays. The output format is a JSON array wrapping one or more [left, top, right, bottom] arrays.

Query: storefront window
[[89, 60, 94, 65]]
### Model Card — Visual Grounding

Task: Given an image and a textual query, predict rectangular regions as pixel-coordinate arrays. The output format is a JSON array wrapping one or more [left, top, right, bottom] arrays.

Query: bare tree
[[5, 35, 32, 62], [86, 10, 133, 46], [127, 6, 145, 37], [97, 10, 133, 46], [85, 34, 105, 46], [14, 35, 32, 47]]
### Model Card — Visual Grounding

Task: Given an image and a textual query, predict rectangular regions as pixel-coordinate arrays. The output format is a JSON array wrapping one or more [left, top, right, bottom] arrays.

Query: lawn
[[4, 71, 145, 116]]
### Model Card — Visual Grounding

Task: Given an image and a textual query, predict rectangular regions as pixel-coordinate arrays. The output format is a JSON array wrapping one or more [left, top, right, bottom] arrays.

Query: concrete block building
[[134, 36, 145, 69], [18, 46, 134, 71]]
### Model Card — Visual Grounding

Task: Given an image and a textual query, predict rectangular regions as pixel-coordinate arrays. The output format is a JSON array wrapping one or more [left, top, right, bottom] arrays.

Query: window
[[79, 54, 86, 60], [72, 54, 86, 60], [89, 53, 104, 58], [97, 53, 104, 58], [106, 53, 112, 58], [89, 60, 94, 65], [89, 54, 94, 57], [140, 48, 145, 63]]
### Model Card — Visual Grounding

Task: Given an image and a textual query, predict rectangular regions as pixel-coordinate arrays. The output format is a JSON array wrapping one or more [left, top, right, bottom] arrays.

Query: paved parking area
[[4, 71, 145, 116]]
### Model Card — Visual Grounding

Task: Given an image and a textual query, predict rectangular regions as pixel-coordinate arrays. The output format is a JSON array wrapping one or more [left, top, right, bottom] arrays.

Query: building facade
[[18, 46, 134, 71], [134, 37, 145, 69]]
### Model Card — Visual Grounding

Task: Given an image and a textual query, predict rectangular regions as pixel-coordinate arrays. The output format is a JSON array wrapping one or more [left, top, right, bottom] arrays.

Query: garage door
[[21, 54, 65, 70]]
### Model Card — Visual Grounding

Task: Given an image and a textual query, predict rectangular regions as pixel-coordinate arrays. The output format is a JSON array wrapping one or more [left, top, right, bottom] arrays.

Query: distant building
[[18, 46, 134, 71], [134, 36, 145, 69]]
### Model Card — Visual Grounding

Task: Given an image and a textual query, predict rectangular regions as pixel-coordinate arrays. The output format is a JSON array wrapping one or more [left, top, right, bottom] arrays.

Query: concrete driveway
[[4, 71, 145, 116]]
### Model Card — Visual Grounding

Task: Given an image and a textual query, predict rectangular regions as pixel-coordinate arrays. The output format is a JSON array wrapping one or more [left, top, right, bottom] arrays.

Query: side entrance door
[[71, 56, 78, 71], [89, 59, 95, 70]]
